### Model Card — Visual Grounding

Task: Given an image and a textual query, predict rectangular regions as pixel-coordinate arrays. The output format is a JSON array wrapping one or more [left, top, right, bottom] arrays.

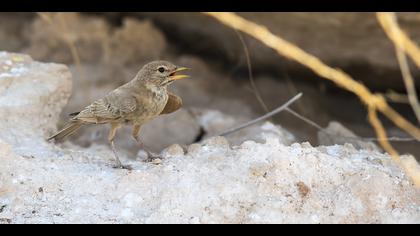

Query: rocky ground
[[0, 52, 419, 224], [1, 13, 420, 223]]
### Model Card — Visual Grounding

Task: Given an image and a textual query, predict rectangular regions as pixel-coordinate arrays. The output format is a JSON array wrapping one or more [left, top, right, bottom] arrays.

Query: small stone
[[202, 136, 230, 149], [189, 216, 200, 224], [318, 121, 380, 151], [11, 55, 24, 62], [0, 218, 11, 224], [301, 142, 313, 148], [151, 158, 162, 165], [187, 143, 202, 155], [296, 181, 310, 198], [162, 144, 185, 158]]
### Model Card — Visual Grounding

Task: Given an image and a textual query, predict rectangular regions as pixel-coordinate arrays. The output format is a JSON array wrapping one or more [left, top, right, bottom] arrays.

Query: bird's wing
[[160, 92, 183, 115], [74, 95, 137, 123]]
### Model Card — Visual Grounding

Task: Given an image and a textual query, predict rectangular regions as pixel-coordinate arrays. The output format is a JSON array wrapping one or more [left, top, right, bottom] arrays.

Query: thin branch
[[377, 12, 420, 69], [219, 93, 302, 136], [37, 13, 82, 68], [57, 13, 82, 69], [368, 106, 400, 162], [286, 107, 416, 142], [285, 108, 324, 130], [203, 12, 420, 186], [203, 12, 420, 143], [395, 41, 420, 124], [378, 12, 420, 124], [284, 74, 307, 115], [384, 90, 410, 104], [223, 13, 417, 143], [234, 30, 270, 114], [37, 13, 87, 90]]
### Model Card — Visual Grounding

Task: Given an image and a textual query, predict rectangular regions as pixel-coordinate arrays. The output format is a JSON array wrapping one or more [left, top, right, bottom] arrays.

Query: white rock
[[0, 52, 72, 156], [1, 137, 419, 223], [318, 121, 380, 151], [194, 108, 296, 146], [0, 52, 419, 224]]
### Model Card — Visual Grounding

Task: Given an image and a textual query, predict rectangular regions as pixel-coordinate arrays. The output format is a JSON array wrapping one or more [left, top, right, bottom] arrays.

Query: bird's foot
[[112, 163, 133, 170], [145, 151, 162, 164], [110, 140, 132, 170]]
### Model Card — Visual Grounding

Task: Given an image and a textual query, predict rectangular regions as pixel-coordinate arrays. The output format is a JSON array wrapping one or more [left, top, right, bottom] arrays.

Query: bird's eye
[[158, 67, 165, 73]]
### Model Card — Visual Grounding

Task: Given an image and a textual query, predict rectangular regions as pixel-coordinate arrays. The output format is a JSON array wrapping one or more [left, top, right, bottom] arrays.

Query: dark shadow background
[[0, 12, 419, 158]]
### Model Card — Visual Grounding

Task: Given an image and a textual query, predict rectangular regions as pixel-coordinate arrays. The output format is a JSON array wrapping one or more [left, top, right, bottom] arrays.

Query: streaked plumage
[[48, 61, 188, 169]]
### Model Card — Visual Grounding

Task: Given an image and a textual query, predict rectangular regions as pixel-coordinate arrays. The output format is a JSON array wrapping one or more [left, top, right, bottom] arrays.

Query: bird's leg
[[132, 124, 161, 162], [110, 139, 122, 167], [108, 123, 132, 170]]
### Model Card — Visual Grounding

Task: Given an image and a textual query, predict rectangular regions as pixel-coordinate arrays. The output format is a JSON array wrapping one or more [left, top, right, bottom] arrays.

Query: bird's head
[[136, 60, 190, 87]]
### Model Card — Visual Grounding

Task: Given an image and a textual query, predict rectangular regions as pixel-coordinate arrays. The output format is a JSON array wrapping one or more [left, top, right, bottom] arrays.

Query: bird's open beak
[[169, 67, 190, 81]]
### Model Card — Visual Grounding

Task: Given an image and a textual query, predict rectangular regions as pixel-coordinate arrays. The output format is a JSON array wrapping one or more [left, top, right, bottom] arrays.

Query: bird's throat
[[145, 82, 167, 94]]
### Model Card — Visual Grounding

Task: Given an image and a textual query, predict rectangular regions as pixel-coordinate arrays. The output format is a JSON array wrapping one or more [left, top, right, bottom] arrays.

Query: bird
[[47, 60, 190, 170]]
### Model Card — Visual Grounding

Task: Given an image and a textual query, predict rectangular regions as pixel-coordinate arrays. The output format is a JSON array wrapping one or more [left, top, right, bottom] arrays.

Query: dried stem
[[396, 48, 420, 123], [368, 106, 400, 162], [234, 30, 270, 114], [384, 90, 410, 104], [203, 12, 420, 186], [219, 93, 302, 136], [377, 12, 420, 69], [286, 107, 415, 142], [203, 12, 420, 140], [377, 12, 420, 124], [37, 13, 86, 87]]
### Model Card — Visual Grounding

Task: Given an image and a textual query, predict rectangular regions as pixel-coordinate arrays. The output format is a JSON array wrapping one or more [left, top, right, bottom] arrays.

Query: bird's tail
[[47, 122, 84, 142]]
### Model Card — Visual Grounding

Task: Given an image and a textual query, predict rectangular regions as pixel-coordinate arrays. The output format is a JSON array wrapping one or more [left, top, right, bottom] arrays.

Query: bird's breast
[[131, 86, 168, 124]]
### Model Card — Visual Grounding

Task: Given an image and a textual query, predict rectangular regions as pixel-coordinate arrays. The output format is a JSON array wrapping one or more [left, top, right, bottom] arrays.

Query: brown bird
[[48, 61, 190, 169]]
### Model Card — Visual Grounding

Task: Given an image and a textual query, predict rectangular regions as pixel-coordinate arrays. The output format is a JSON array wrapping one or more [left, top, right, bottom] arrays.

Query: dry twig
[[37, 13, 86, 86], [377, 12, 420, 124], [384, 90, 410, 104], [234, 30, 270, 114], [37, 13, 82, 68], [203, 12, 420, 140], [219, 93, 302, 136], [203, 12, 420, 186], [396, 48, 420, 123], [377, 13, 420, 69]]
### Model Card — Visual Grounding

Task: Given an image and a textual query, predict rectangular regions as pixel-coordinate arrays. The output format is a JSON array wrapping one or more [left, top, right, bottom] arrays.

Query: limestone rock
[[0, 52, 72, 156], [1, 51, 419, 224], [318, 121, 380, 151], [192, 108, 296, 146], [1, 136, 419, 223], [23, 13, 167, 66]]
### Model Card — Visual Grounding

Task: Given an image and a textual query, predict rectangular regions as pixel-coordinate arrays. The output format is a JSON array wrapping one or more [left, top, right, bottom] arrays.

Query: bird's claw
[[145, 151, 162, 163], [112, 163, 133, 170]]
